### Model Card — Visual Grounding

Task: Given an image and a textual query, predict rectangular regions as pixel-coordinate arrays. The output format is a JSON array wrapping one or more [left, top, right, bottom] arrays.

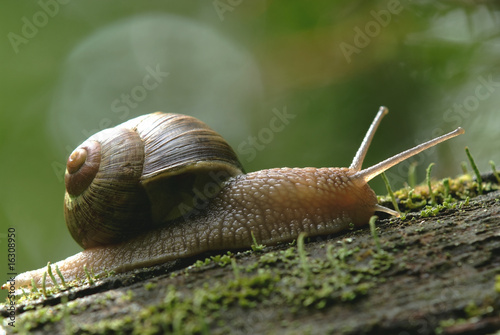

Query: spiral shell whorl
[[65, 141, 101, 196], [64, 127, 151, 249]]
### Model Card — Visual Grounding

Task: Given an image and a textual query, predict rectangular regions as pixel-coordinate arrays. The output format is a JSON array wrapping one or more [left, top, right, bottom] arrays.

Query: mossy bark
[[2, 190, 500, 335]]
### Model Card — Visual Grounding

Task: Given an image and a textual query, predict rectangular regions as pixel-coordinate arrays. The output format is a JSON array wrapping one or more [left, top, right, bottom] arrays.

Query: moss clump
[[11, 269, 114, 305], [192, 252, 234, 269], [436, 299, 498, 334], [378, 171, 499, 217]]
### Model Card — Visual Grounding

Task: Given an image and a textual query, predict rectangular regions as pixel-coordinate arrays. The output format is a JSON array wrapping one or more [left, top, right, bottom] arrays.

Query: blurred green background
[[1, 1, 499, 293]]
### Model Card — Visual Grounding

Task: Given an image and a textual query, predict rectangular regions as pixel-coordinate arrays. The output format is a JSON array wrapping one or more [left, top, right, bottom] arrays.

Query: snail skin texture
[[12, 107, 464, 288]]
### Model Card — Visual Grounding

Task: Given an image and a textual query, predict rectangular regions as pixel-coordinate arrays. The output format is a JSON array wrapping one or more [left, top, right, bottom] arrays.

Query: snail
[[12, 107, 464, 288]]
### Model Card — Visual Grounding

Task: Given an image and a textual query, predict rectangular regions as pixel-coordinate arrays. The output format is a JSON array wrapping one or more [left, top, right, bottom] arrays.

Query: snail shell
[[64, 112, 244, 248]]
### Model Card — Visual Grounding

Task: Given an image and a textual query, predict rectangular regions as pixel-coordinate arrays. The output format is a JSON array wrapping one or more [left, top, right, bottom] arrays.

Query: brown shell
[[64, 112, 243, 249]]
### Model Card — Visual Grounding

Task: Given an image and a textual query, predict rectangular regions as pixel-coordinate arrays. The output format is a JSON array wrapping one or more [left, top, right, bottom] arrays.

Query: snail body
[[13, 107, 464, 288]]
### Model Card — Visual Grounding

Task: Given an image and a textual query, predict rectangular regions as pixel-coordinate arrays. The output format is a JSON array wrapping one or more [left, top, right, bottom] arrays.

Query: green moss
[[378, 171, 498, 217], [15, 305, 65, 333], [193, 258, 211, 268], [10, 268, 113, 305], [9, 295, 88, 333], [436, 318, 468, 334], [437, 299, 497, 334], [210, 252, 234, 267], [465, 147, 483, 194], [123, 290, 135, 302], [381, 172, 401, 215], [191, 252, 235, 270], [258, 252, 280, 265], [144, 282, 157, 291], [464, 301, 483, 318], [251, 231, 266, 252]]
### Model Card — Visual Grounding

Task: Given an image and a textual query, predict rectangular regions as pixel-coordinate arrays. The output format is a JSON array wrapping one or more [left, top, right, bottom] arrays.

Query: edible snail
[[13, 107, 464, 288]]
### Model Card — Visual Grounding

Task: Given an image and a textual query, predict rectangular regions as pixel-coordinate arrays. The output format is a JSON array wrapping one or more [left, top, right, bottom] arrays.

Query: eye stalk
[[65, 141, 101, 196]]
